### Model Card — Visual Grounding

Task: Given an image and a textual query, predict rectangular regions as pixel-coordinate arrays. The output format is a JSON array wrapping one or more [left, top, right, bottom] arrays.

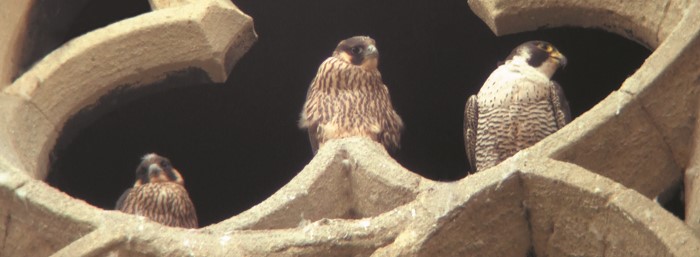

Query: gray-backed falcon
[[299, 36, 404, 153], [464, 41, 571, 173], [116, 153, 198, 228]]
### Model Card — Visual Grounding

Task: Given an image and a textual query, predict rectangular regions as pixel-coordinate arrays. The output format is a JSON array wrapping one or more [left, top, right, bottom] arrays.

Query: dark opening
[[46, 0, 652, 227]]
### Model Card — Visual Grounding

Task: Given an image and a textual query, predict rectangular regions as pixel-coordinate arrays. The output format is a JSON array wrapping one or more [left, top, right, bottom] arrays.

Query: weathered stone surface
[[209, 139, 424, 231], [684, 98, 700, 234], [520, 158, 700, 257], [408, 171, 531, 257], [546, 91, 681, 198], [531, 1, 700, 201], [467, 0, 689, 48], [0, 94, 57, 179], [0, 0, 32, 88], [0, 172, 97, 257], [1, 0, 700, 256], [621, 9, 700, 169]]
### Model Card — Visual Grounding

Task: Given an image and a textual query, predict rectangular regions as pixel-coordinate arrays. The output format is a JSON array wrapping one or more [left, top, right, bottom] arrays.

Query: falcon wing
[[307, 123, 320, 154], [549, 81, 571, 128], [115, 188, 131, 210], [300, 75, 321, 154], [464, 95, 478, 173], [378, 83, 403, 152]]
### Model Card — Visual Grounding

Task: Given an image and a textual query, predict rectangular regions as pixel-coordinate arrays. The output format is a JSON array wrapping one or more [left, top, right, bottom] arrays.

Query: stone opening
[[43, 0, 650, 229], [231, 0, 651, 181], [46, 74, 310, 227], [13, 0, 259, 228]]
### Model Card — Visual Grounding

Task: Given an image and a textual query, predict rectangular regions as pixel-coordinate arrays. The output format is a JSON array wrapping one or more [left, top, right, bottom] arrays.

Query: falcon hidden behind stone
[[299, 36, 403, 153], [464, 41, 571, 173], [115, 153, 198, 228]]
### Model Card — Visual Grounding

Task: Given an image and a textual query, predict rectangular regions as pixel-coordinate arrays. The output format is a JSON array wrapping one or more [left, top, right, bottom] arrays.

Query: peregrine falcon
[[299, 36, 403, 153], [115, 153, 198, 228], [464, 41, 570, 172]]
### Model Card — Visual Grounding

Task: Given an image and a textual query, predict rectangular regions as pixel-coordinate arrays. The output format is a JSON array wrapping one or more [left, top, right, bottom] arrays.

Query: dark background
[[36, 0, 651, 226]]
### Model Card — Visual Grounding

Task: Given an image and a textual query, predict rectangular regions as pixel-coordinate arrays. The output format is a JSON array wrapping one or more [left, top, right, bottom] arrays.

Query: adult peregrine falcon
[[116, 153, 198, 228], [464, 41, 570, 173], [299, 36, 403, 153]]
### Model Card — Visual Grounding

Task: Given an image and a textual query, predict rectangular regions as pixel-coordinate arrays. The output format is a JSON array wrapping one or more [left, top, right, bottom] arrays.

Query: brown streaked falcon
[[116, 153, 198, 228], [299, 36, 403, 153], [464, 41, 571, 173]]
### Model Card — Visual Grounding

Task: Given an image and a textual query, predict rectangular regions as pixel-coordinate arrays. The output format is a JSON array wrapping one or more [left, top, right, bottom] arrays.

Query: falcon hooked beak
[[548, 47, 568, 69], [134, 153, 184, 186], [147, 163, 170, 183], [364, 44, 378, 59], [536, 41, 568, 70]]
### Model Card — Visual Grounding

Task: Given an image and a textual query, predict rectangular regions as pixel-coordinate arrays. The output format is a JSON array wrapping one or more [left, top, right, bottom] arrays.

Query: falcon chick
[[115, 153, 198, 228], [464, 41, 571, 172], [299, 36, 403, 153]]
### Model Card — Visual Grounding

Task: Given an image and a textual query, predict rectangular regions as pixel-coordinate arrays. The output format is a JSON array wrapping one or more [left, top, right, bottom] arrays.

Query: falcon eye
[[350, 46, 363, 55], [536, 42, 553, 52]]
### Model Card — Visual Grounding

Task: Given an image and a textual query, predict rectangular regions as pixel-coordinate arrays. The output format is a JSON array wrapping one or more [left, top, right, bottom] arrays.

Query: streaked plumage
[[299, 36, 403, 153], [465, 41, 571, 172], [116, 153, 198, 228]]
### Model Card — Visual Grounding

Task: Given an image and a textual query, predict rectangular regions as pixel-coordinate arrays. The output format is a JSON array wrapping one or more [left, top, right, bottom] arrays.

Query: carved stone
[[1, 0, 699, 256]]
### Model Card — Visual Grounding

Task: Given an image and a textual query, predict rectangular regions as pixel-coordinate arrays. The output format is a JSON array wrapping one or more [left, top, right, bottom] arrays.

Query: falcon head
[[333, 36, 379, 70], [506, 41, 567, 78], [133, 153, 184, 186]]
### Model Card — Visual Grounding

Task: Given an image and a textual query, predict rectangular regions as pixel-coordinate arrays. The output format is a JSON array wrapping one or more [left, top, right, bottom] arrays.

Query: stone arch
[[0, 0, 256, 179], [468, 0, 689, 49]]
